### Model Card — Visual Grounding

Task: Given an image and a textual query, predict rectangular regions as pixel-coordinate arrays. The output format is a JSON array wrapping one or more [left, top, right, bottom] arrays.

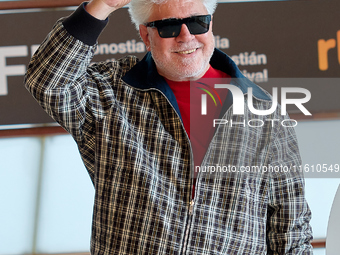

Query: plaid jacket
[[25, 15, 313, 255]]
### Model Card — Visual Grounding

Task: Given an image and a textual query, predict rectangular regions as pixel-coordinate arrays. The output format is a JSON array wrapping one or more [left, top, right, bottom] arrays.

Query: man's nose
[[176, 24, 195, 42]]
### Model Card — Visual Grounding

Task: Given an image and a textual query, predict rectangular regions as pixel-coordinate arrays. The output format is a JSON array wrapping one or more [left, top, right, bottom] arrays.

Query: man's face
[[139, 0, 215, 81]]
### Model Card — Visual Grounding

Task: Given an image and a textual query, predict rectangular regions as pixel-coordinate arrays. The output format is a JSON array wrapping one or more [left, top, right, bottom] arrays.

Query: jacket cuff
[[62, 2, 108, 46]]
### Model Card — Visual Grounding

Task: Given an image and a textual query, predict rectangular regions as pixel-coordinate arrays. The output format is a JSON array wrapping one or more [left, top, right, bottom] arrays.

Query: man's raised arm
[[24, 0, 133, 140]]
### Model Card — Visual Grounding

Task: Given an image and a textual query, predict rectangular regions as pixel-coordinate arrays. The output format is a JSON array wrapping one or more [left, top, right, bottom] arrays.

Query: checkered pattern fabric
[[25, 20, 313, 254]]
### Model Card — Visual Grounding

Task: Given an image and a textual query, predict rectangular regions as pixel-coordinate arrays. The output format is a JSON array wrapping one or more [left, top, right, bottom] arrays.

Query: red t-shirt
[[166, 66, 230, 198]]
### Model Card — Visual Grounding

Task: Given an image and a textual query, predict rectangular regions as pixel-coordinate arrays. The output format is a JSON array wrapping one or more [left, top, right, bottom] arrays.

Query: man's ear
[[139, 24, 151, 52]]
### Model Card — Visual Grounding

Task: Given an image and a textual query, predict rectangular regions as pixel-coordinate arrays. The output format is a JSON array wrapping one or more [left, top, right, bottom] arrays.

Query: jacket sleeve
[[266, 116, 313, 254], [24, 4, 109, 179], [24, 3, 108, 140]]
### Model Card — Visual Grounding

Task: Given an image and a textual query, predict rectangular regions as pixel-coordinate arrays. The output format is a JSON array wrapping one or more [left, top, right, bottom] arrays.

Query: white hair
[[128, 0, 218, 30]]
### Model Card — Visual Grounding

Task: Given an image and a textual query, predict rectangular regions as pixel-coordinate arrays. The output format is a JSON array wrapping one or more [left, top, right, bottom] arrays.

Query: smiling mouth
[[177, 48, 197, 54]]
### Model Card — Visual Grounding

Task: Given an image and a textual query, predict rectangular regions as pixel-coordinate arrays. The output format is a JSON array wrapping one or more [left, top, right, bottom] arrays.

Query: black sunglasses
[[145, 15, 212, 38]]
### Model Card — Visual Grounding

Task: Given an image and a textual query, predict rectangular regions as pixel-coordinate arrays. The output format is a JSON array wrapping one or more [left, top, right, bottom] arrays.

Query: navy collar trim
[[122, 52, 182, 119]]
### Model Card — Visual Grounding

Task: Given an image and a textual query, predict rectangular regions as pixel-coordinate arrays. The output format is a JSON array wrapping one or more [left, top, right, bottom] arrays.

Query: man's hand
[[85, 0, 132, 20]]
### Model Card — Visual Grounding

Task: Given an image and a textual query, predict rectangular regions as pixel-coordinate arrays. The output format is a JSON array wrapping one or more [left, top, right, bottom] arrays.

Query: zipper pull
[[189, 200, 195, 215]]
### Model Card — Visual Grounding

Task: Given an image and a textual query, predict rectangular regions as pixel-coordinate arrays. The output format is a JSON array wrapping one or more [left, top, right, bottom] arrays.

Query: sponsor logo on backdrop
[[318, 30, 340, 71], [0, 45, 39, 96]]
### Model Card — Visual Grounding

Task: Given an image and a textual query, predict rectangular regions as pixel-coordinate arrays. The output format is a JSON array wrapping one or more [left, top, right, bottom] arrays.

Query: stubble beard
[[151, 37, 215, 81]]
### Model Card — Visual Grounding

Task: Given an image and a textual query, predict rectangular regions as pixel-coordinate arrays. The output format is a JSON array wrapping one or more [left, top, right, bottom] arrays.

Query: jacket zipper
[[189, 199, 195, 215], [145, 88, 196, 255], [182, 199, 195, 255]]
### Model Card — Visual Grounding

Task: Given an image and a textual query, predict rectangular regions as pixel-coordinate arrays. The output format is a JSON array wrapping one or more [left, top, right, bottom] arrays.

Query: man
[[25, 0, 313, 254]]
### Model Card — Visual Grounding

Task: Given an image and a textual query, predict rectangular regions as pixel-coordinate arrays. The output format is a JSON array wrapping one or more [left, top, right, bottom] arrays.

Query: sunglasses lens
[[187, 16, 211, 35], [158, 20, 182, 38]]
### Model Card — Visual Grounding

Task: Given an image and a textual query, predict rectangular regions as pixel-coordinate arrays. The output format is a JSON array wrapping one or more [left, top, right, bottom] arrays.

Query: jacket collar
[[209, 49, 270, 101], [122, 49, 271, 119]]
